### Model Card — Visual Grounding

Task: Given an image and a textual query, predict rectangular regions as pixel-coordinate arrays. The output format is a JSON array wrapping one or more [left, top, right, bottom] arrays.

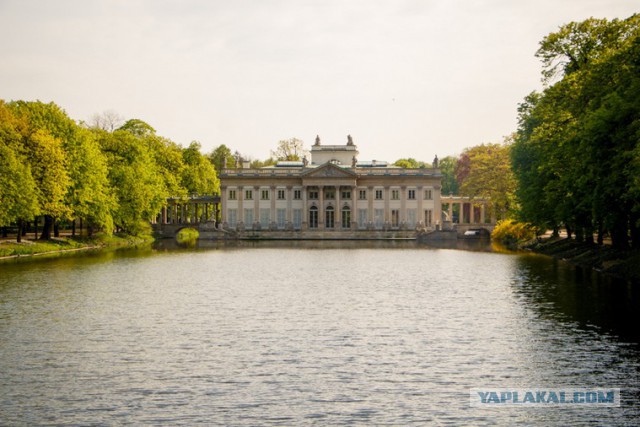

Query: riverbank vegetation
[[0, 101, 219, 242], [511, 15, 640, 250], [0, 233, 154, 259]]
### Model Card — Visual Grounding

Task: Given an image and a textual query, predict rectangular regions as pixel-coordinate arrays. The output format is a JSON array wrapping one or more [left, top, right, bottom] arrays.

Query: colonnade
[[154, 196, 220, 225], [440, 196, 494, 225]]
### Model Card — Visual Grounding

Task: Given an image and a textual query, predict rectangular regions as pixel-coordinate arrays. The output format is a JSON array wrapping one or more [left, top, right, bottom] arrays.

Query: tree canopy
[[512, 14, 640, 248], [0, 100, 220, 240]]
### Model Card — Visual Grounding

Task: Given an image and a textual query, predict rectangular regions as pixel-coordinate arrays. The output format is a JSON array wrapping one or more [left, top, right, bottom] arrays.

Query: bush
[[491, 219, 536, 246]]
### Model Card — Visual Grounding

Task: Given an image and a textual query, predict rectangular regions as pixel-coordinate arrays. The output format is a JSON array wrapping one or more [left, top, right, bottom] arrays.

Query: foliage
[[456, 140, 517, 220], [208, 144, 237, 171], [491, 219, 536, 246], [182, 141, 220, 195], [438, 156, 458, 195], [512, 14, 640, 249], [1, 100, 219, 240], [393, 158, 429, 168], [271, 138, 306, 161]]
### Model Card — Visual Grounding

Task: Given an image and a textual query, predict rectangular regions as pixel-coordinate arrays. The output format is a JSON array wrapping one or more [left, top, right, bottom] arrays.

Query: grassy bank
[[0, 233, 154, 259], [525, 237, 640, 282]]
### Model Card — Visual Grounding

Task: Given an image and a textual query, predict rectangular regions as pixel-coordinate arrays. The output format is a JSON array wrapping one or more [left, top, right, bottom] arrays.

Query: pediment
[[302, 163, 357, 178]]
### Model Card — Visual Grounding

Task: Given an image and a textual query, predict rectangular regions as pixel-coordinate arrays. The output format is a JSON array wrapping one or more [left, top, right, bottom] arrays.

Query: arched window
[[342, 206, 351, 229], [309, 206, 318, 229], [325, 206, 334, 229]]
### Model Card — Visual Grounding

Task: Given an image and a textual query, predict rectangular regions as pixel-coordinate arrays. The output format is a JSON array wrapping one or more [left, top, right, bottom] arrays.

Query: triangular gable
[[301, 162, 357, 178]]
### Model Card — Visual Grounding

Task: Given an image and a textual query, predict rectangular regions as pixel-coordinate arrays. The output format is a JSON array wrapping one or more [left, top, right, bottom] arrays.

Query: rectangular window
[[277, 189, 285, 200], [391, 189, 399, 200], [277, 208, 286, 228], [358, 209, 367, 229], [309, 189, 319, 199], [391, 209, 400, 227], [293, 209, 302, 229], [228, 190, 236, 200], [325, 189, 335, 199], [245, 189, 253, 200], [358, 189, 367, 200], [375, 189, 383, 200], [341, 189, 351, 199], [244, 208, 254, 227], [425, 209, 433, 226], [260, 208, 270, 227], [227, 208, 237, 227], [408, 189, 416, 200], [374, 208, 384, 229], [293, 189, 302, 200], [407, 209, 416, 227], [341, 208, 351, 228], [425, 189, 433, 200], [261, 189, 270, 200]]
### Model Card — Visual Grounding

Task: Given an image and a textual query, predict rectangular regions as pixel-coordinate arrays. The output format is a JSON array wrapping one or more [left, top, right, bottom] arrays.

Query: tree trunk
[[1, 227, 7, 238], [597, 221, 604, 245], [79, 218, 83, 237], [53, 220, 60, 238], [566, 224, 573, 239], [39, 215, 53, 240], [34, 217, 38, 239], [16, 220, 23, 243], [72, 219, 76, 237], [630, 211, 640, 250], [22, 222, 28, 236]]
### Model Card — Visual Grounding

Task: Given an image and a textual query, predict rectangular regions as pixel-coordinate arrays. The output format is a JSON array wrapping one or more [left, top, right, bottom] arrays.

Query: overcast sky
[[0, 1, 636, 162]]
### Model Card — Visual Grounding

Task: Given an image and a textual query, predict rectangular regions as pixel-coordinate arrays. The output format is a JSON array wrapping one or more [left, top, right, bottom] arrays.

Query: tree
[[118, 118, 156, 137], [438, 156, 459, 195], [182, 141, 220, 195], [97, 129, 166, 235], [271, 138, 306, 161], [88, 110, 124, 132], [456, 141, 517, 221], [209, 144, 237, 171], [393, 158, 429, 168], [512, 14, 640, 248]]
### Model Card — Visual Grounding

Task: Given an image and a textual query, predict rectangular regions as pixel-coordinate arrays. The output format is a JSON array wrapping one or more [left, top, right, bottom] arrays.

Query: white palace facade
[[219, 136, 443, 234]]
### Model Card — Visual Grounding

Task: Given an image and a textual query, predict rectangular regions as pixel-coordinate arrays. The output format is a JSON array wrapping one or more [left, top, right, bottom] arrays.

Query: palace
[[218, 136, 443, 235]]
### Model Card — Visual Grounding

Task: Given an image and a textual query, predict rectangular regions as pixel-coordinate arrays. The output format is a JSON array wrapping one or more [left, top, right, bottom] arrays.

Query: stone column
[[400, 185, 407, 225], [286, 186, 293, 223], [433, 185, 442, 230], [384, 186, 390, 224], [351, 185, 357, 229], [238, 185, 244, 223], [335, 185, 341, 229], [448, 202, 453, 223], [318, 185, 325, 229], [220, 186, 227, 225], [162, 206, 167, 224], [480, 203, 486, 224], [270, 186, 276, 227], [302, 185, 308, 230], [367, 186, 374, 223], [254, 186, 260, 228]]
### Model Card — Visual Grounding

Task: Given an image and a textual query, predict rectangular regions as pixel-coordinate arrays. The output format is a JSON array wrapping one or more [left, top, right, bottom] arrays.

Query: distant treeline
[[0, 101, 219, 240], [511, 15, 640, 249]]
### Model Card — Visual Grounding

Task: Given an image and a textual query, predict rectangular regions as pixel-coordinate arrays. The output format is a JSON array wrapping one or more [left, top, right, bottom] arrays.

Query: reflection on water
[[0, 242, 638, 425]]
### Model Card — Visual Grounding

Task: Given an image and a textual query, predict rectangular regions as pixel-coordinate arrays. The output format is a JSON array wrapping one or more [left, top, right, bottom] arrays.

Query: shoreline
[[0, 234, 154, 261], [523, 237, 640, 282]]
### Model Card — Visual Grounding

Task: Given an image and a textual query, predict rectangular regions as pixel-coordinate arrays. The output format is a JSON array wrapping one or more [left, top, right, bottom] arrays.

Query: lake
[[1, 241, 639, 425]]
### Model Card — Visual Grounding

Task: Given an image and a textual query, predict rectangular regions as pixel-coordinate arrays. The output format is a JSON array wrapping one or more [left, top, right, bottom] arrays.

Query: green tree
[[456, 141, 517, 220], [393, 158, 429, 168], [209, 144, 237, 171], [97, 130, 166, 235], [512, 14, 640, 248], [182, 141, 220, 195], [438, 156, 459, 195]]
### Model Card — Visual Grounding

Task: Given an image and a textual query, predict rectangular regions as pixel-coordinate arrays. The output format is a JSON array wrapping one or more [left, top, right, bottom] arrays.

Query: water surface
[[1, 242, 638, 425]]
